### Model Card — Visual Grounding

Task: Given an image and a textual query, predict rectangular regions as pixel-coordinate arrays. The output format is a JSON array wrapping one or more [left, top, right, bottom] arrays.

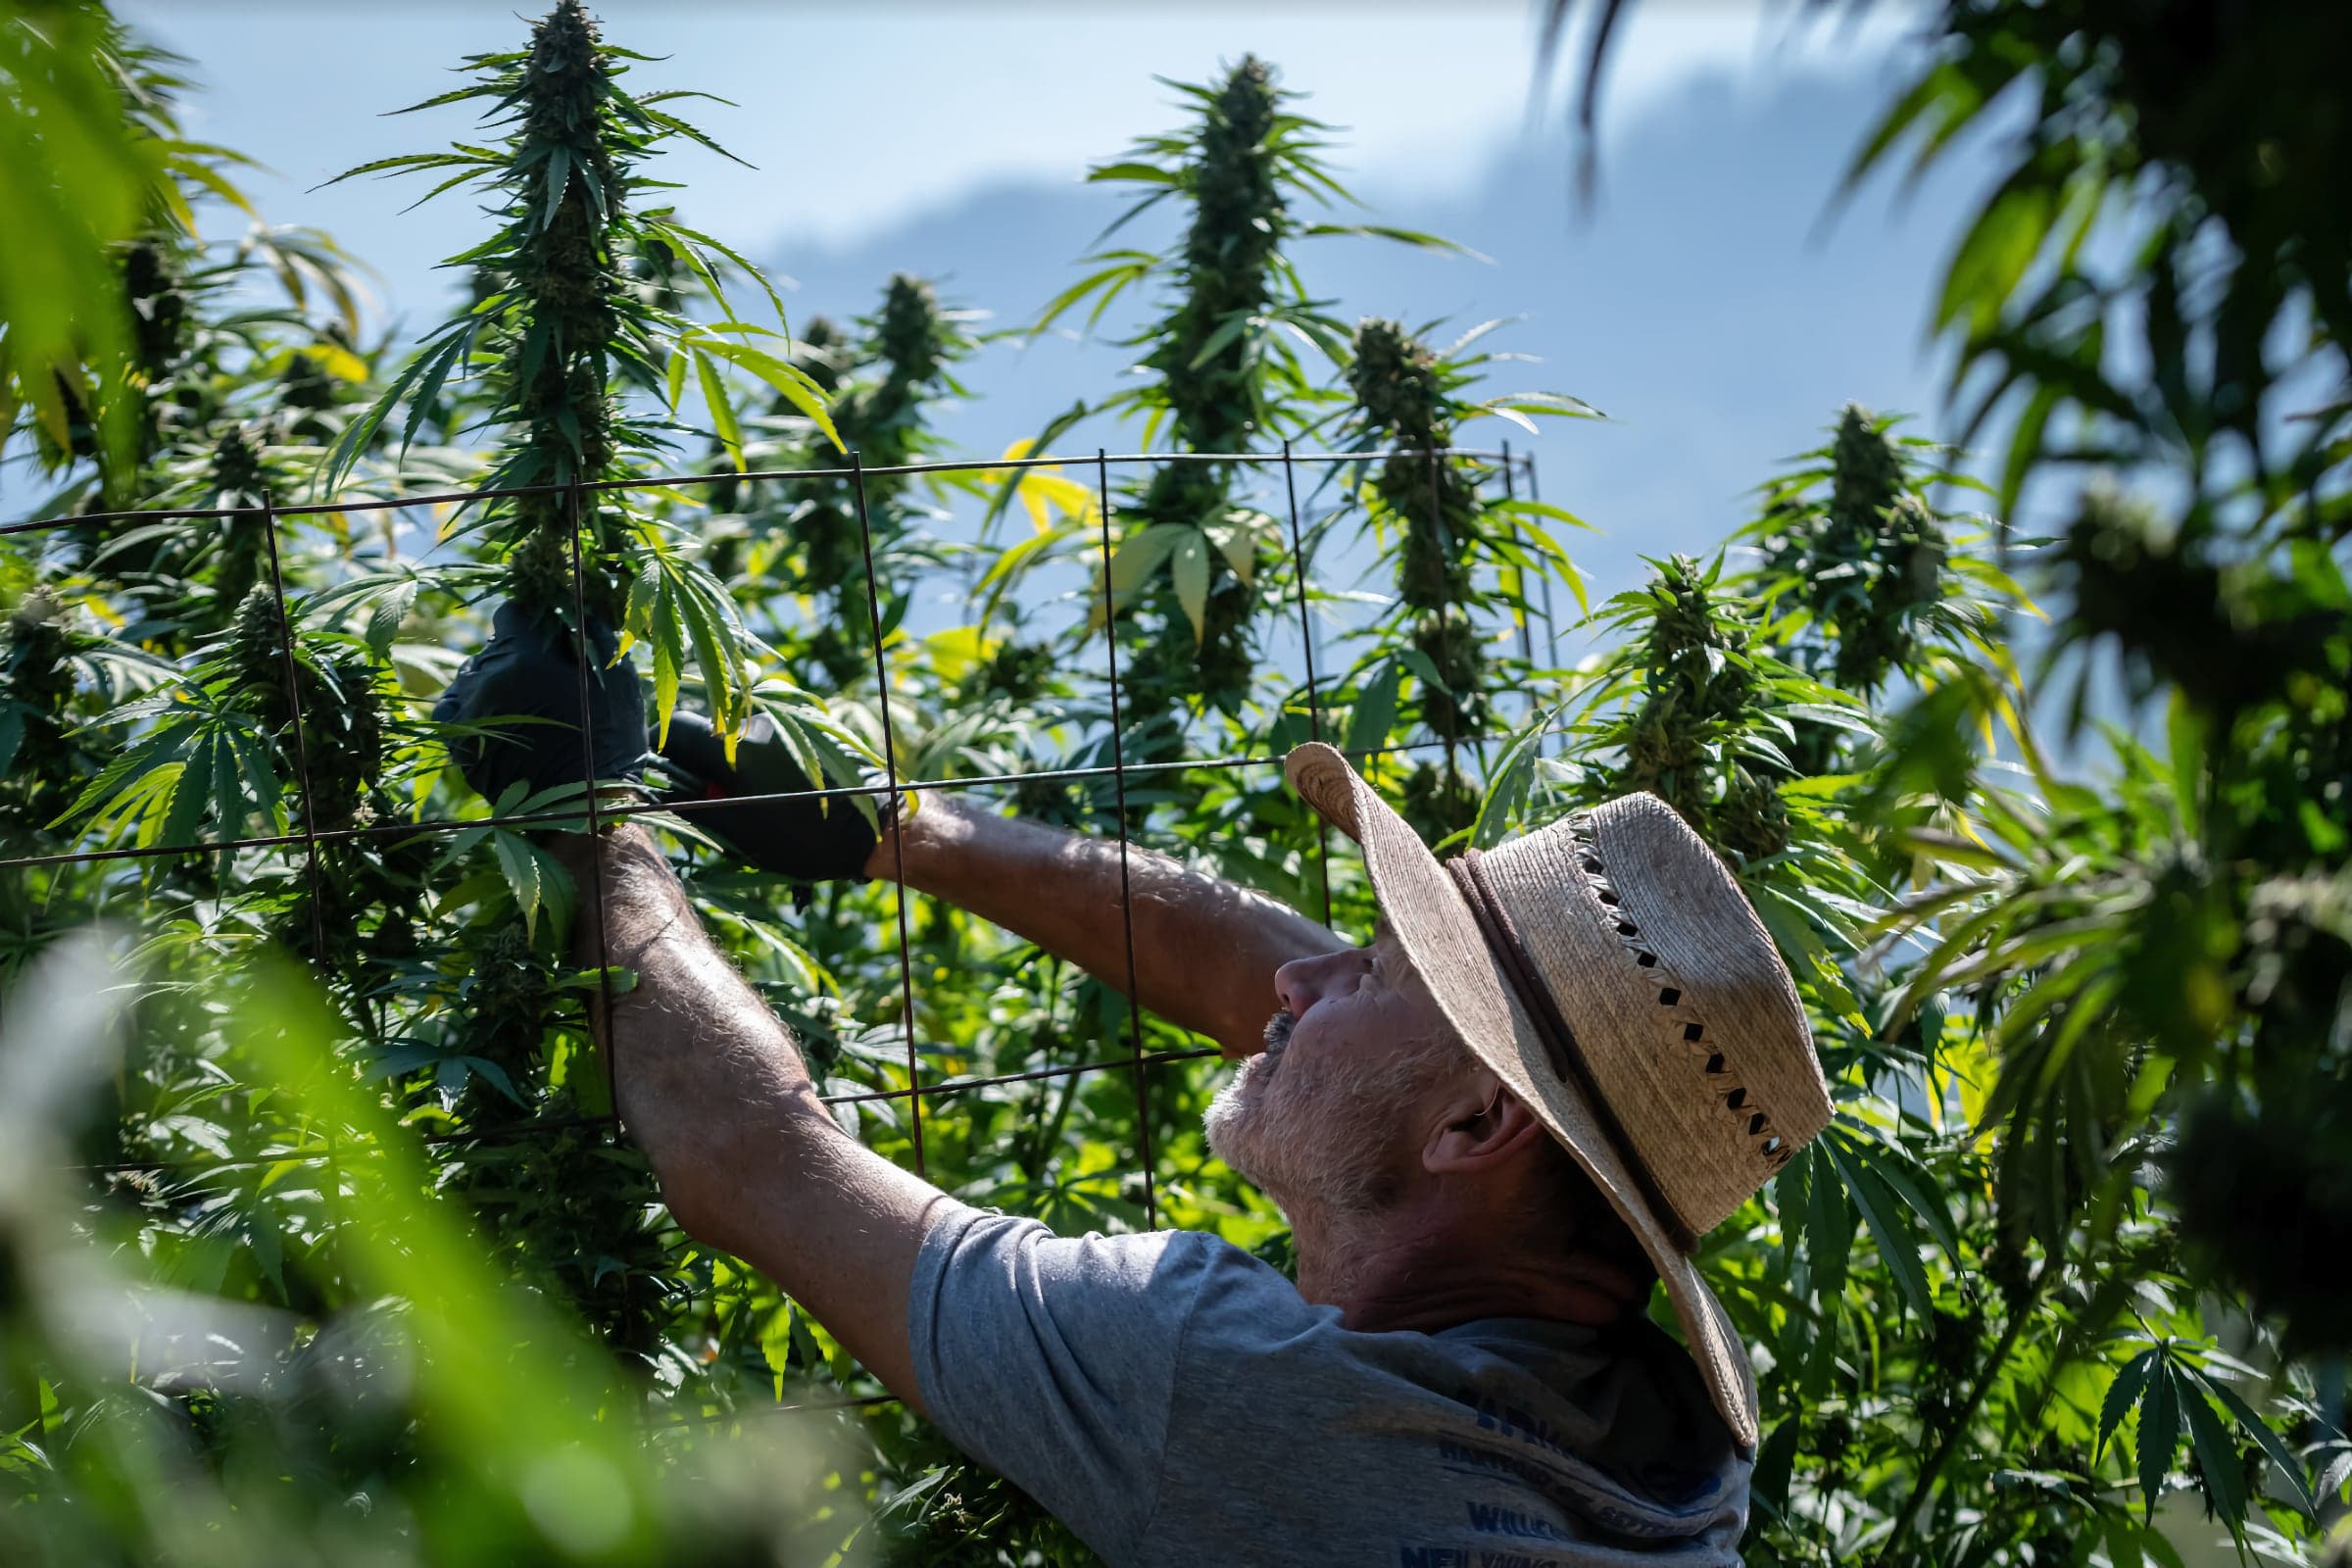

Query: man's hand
[[654, 710, 886, 882], [433, 602, 647, 805]]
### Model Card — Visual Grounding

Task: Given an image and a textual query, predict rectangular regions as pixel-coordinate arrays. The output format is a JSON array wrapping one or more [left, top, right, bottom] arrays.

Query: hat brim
[[1284, 743, 1760, 1452]]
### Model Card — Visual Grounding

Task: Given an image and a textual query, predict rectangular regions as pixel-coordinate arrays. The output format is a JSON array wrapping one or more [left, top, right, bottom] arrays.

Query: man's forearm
[[561, 823, 948, 1410], [570, 823, 815, 1199], [862, 796, 1346, 1057]]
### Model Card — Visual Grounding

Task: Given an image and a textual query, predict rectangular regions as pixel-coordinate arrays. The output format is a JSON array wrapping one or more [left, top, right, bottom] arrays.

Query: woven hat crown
[[1479, 794, 1831, 1242]]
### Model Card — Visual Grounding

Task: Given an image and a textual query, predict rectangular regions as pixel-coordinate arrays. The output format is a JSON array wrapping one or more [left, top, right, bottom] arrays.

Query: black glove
[[655, 709, 887, 881], [433, 601, 648, 807]]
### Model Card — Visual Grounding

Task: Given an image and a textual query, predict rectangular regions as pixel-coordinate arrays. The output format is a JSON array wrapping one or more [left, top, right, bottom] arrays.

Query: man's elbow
[[627, 1132, 732, 1250], [633, 1091, 841, 1254], [655, 1164, 736, 1250]]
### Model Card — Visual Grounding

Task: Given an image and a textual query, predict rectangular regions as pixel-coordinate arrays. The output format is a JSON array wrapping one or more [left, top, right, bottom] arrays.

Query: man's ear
[[1424, 1075, 1550, 1176]]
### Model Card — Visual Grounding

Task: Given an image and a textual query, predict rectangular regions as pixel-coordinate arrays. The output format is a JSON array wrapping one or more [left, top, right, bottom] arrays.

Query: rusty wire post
[[256, 497, 350, 1277], [1094, 450, 1156, 1230], [1500, 439, 1537, 668], [257, 500, 332, 971], [561, 478, 623, 1125], [1524, 452, 1562, 678], [1279, 440, 1335, 929], [849, 451, 927, 1176], [1523, 451, 1563, 765]]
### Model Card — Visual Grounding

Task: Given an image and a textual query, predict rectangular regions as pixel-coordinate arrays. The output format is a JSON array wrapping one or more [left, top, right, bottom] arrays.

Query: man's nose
[[1274, 948, 1364, 1019]]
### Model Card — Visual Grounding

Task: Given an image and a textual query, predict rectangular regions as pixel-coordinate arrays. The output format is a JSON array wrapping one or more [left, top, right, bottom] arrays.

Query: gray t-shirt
[[907, 1203, 1750, 1567]]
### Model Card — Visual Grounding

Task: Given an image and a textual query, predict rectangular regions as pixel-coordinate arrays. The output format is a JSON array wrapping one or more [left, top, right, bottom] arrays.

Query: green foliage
[[1848, 0, 2351, 524], [0, 1, 174, 480], [1551, 5, 2352, 1536], [1472, 407, 2340, 1562], [0, 937, 857, 1566], [1838, 0, 2352, 1388]]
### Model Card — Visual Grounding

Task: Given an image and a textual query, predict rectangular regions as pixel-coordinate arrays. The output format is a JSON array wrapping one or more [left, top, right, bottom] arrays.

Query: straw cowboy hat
[[1283, 742, 1833, 1451]]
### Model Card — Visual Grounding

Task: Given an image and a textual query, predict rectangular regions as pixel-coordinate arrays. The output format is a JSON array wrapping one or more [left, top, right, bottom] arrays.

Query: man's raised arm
[[656, 710, 1347, 1057], [864, 795, 1348, 1058], [559, 823, 953, 1412]]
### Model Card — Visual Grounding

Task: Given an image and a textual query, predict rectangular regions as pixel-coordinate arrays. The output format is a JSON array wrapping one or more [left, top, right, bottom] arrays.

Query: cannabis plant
[[1749, 409, 1948, 688], [1030, 58, 1464, 760], [1838, 0, 2352, 1443], [735, 273, 978, 692], [0, 7, 226, 485], [1344, 316, 1589, 841], [0, 942, 852, 1566], [11, 5, 2340, 1565], [325, 0, 834, 745]]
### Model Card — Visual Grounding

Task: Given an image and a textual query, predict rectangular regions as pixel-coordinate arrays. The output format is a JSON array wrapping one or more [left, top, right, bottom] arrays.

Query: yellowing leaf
[[991, 440, 1101, 534], [1170, 531, 1210, 643], [286, 343, 371, 383], [1105, 523, 1185, 605], [923, 624, 1001, 683], [1202, 508, 1275, 585]]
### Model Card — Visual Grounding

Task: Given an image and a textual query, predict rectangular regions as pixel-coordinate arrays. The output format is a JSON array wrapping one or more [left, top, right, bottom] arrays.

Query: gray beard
[[1203, 1005, 1387, 1219], [1201, 1013, 1286, 1186]]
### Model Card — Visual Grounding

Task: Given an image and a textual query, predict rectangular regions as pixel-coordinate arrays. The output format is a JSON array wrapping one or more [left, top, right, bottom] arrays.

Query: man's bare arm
[[563, 823, 950, 1413], [862, 796, 1348, 1057]]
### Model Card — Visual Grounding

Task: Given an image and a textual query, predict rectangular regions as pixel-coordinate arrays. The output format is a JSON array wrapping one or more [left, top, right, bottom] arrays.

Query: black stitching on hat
[[1568, 822, 1790, 1180]]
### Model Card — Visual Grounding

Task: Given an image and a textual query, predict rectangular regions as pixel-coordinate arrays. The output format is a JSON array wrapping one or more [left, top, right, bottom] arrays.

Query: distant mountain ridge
[[757, 69, 1984, 612]]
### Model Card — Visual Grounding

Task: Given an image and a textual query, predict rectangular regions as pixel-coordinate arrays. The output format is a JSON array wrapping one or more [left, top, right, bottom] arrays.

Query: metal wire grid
[[17, 439, 1549, 1311]]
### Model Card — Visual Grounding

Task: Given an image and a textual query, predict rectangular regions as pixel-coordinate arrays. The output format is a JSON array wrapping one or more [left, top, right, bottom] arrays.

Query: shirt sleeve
[[905, 1202, 1226, 1560]]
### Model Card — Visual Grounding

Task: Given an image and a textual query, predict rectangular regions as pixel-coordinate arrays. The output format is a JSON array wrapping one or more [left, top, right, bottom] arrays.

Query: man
[[439, 613, 1835, 1566]]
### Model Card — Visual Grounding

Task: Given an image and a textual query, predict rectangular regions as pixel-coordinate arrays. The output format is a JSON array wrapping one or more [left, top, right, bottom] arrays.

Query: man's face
[[1203, 921, 1465, 1218]]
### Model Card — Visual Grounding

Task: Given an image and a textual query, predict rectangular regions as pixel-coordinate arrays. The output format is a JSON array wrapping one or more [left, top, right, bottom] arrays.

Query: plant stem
[[1877, 1266, 2046, 1567]]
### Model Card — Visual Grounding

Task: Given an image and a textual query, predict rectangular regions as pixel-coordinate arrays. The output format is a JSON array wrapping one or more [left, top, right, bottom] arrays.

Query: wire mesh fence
[[15, 439, 1550, 1416]]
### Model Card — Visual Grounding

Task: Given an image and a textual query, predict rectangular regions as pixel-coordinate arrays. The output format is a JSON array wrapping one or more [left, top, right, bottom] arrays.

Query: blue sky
[[129, 3, 1928, 285], [115, 1, 1998, 643]]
